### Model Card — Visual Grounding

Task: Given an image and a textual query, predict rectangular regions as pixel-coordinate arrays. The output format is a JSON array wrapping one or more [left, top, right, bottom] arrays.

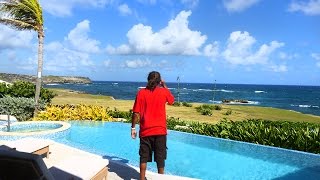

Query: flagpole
[[213, 80, 216, 104], [177, 76, 180, 103]]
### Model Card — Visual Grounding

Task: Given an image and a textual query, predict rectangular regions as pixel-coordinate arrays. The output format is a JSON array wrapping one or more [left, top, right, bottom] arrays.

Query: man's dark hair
[[146, 71, 161, 90]]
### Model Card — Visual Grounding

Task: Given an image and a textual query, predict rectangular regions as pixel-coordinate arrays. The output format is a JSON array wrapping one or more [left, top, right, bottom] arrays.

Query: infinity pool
[[55, 121, 320, 180]]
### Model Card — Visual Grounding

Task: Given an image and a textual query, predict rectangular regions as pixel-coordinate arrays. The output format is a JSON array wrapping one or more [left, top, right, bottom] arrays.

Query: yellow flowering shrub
[[34, 104, 112, 121]]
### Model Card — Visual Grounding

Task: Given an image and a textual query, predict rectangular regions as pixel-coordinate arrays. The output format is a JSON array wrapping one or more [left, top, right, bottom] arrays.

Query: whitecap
[[208, 100, 222, 104], [46, 83, 59, 86], [220, 89, 234, 93], [255, 91, 266, 93], [299, 105, 311, 108]]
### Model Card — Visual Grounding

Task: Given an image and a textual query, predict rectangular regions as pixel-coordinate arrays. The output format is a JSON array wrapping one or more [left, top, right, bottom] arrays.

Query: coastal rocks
[[0, 73, 91, 84]]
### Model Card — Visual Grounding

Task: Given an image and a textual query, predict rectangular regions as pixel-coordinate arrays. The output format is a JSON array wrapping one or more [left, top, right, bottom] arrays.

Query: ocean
[[45, 81, 320, 116]]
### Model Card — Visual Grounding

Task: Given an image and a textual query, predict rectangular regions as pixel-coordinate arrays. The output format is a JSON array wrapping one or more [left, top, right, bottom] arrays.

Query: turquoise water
[[54, 121, 320, 180], [0, 123, 62, 133]]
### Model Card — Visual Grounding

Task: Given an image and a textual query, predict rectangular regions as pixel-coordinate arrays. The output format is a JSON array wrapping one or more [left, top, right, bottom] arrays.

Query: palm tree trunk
[[34, 32, 44, 115]]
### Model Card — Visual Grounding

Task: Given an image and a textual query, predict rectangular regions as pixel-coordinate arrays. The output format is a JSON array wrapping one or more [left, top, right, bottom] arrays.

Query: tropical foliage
[[166, 117, 320, 154], [0, 0, 44, 111], [34, 104, 112, 121], [0, 81, 55, 103], [0, 96, 45, 121]]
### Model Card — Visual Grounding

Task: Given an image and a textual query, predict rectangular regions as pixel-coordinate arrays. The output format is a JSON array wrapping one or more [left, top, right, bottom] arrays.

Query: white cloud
[[104, 60, 111, 67], [181, 0, 199, 8], [223, 0, 260, 12], [269, 64, 288, 72], [205, 66, 213, 72], [312, 53, 320, 67], [41, 0, 110, 17], [0, 25, 35, 50], [136, 0, 157, 5], [288, 0, 320, 16], [66, 20, 101, 53], [222, 31, 284, 65], [311, 53, 320, 60], [44, 41, 95, 72], [203, 41, 219, 59], [118, 4, 132, 16], [278, 52, 298, 60], [17, 55, 37, 71], [107, 10, 207, 55], [124, 59, 152, 68]]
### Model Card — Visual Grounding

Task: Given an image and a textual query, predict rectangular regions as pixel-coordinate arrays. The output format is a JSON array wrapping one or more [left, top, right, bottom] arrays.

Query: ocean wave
[[291, 104, 319, 108], [208, 100, 222, 104], [191, 89, 234, 93], [46, 83, 59, 86], [223, 101, 259, 105], [219, 89, 234, 93], [255, 91, 266, 93]]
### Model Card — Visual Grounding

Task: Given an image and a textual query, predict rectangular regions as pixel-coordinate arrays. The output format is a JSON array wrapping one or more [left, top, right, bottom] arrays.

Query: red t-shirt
[[132, 86, 174, 137]]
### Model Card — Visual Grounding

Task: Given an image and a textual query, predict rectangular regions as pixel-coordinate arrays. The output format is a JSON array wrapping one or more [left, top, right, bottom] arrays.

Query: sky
[[0, 0, 319, 85]]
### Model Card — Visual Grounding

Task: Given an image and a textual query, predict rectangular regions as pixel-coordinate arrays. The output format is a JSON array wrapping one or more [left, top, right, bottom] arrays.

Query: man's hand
[[160, 79, 168, 88], [131, 128, 137, 139]]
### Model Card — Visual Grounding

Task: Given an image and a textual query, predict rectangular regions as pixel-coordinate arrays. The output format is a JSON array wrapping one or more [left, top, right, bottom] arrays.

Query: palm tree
[[0, 0, 44, 114]]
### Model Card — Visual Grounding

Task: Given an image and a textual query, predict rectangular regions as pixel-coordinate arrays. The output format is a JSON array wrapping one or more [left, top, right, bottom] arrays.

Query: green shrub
[[196, 104, 212, 116], [172, 102, 182, 107], [182, 102, 192, 107], [108, 108, 133, 122], [0, 96, 45, 121], [224, 110, 232, 115], [0, 81, 56, 103], [0, 83, 9, 97], [167, 116, 188, 130], [165, 118, 320, 154], [9, 81, 35, 98], [213, 105, 222, 110]]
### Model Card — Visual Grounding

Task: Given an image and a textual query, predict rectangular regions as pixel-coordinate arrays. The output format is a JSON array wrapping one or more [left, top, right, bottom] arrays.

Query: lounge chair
[[4, 137, 52, 158], [0, 149, 55, 180], [0, 139, 109, 180], [49, 155, 108, 180]]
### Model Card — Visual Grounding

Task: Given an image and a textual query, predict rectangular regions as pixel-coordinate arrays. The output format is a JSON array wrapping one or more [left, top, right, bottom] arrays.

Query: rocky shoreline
[[0, 73, 91, 84]]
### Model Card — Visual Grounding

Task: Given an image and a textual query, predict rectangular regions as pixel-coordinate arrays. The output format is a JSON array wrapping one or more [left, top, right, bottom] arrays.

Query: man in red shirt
[[131, 71, 174, 180]]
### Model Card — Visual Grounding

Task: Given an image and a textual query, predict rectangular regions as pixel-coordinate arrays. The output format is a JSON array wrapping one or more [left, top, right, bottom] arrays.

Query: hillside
[[0, 73, 91, 84]]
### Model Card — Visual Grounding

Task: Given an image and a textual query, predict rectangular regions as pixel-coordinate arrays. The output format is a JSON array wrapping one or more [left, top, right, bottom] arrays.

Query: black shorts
[[139, 135, 167, 168]]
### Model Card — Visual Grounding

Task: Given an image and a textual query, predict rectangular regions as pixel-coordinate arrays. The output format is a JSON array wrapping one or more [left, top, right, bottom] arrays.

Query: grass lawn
[[50, 88, 320, 124]]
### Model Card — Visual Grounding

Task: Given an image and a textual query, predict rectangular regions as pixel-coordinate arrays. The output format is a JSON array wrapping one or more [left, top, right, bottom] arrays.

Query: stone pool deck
[[0, 140, 198, 180]]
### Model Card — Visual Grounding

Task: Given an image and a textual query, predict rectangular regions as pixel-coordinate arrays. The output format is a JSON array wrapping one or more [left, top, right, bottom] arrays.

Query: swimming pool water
[[55, 121, 320, 180], [0, 123, 62, 133]]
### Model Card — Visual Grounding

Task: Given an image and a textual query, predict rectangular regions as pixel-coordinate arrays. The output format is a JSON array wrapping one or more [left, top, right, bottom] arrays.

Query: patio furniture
[[5, 137, 53, 158], [0, 149, 55, 180], [0, 144, 109, 180]]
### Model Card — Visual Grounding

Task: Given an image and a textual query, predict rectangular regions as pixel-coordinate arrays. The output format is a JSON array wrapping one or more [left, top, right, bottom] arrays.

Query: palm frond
[[0, 0, 43, 31], [0, 18, 35, 30]]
